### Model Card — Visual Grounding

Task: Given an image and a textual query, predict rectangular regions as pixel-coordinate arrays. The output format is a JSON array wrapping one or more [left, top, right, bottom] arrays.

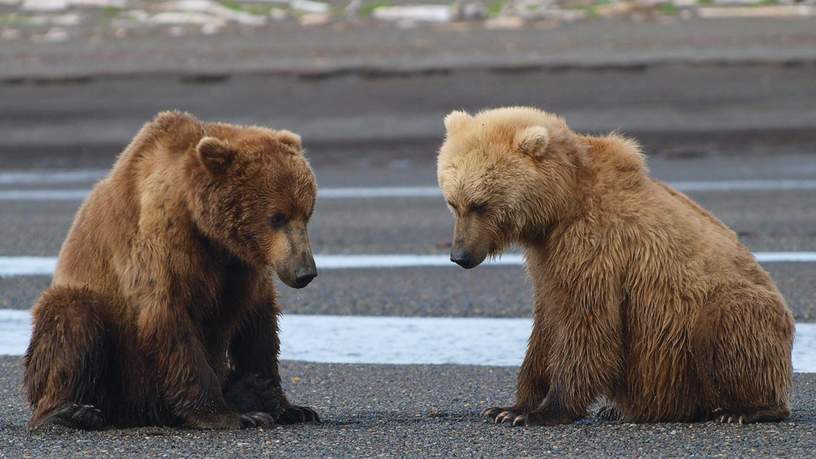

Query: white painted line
[[0, 257, 58, 277], [0, 190, 91, 201], [0, 170, 107, 185], [319, 187, 440, 199], [1, 310, 814, 372], [2, 180, 816, 201], [673, 180, 816, 192], [314, 254, 526, 269], [1, 252, 815, 277]]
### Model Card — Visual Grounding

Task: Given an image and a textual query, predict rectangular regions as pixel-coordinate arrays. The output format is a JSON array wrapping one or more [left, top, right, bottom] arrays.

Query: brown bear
[[437, 107, 794, 426], [24, 111, 320, 430]]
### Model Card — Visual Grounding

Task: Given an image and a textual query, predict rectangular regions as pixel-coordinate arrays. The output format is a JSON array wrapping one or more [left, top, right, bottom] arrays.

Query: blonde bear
[[437, 107, 794, 425]]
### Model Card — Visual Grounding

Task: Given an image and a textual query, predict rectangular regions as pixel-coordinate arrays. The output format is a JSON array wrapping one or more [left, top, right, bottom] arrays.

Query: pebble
[[150, 11, 225, 26], [0, 28, 21, 39], [291, 0, 330, 15], [21, 0, 68, 12], [484, 15, 524, 29], [372, 5, 452, 23], [698, 5, 814, 17], [299, 12, 330, 26]]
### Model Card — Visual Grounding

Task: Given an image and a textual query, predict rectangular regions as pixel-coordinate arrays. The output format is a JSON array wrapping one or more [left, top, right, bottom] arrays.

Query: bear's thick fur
[[24, 112, 320, 430], [437, 107, 794, 425]]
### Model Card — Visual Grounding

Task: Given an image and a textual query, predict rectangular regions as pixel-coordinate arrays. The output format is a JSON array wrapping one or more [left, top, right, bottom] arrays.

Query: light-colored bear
[[437, 106, 794, 425]]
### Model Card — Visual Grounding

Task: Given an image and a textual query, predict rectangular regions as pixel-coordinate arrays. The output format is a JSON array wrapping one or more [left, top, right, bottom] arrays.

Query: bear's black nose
[[293, 268, 317, 288], [450, 251, 477, 269]]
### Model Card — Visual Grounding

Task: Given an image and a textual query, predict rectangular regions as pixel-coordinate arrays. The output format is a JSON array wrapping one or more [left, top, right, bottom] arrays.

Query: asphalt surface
[[3, 64, 816, 154], [2, 357, 816, 458], [1, 37, 816, 455], [3, 18, 816, 81], [2, 152, 816, 321]]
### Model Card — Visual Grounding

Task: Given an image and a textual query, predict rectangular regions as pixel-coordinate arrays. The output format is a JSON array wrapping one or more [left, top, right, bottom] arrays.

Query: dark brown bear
[[24, 112, 320, 430]]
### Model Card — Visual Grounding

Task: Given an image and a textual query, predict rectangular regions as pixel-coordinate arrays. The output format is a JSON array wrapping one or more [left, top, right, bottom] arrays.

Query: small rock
[[595, 2, 635, 16], [124, 9, 149, 22], [484, 15, 524, 29], [49, 13, 81, 26], [151, 11, 225, 26], [201, 22, 221, 34], [373, 5, 452, 23], [712, 0, 763, 4], [299, 13, 330, 26], [291, 0, 330, 15], [69, 0, 127, 7], [38, 27, 68, 42], [163, 0, 267, 26], [698, 5, 814, 17], [21, 0, 68, 12], [455, 1, 487, 21], [269, 7, 288, 20], [344, 0, 362, 16], [1, 28, 21, 40]]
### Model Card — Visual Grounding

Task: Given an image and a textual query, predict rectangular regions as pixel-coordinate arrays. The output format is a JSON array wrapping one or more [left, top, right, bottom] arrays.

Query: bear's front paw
[[42, 403, 106, 431], [240, 411, 276, 428], [482, 406, 525, 424], [277, 404, 320, 424], [224, 373, 283, 416]]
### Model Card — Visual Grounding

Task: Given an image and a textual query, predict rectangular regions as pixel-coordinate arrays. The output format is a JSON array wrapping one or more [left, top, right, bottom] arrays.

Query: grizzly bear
[[437, 107, 794, 426], [24, 112, 320, 430]]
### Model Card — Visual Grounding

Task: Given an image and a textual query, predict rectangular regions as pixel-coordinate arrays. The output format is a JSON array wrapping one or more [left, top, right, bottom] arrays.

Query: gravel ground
[[2, 357, 816, 457]]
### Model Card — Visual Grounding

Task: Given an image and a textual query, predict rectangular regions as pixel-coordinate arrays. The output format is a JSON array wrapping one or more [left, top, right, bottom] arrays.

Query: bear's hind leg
[[693, 284, 794, 424], [24, 286, 117, 430]]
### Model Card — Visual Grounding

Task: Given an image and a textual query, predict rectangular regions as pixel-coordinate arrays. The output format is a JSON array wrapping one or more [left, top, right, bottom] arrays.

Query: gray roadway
[[1, 52, 816, 456], [2, 152, 816, 458]]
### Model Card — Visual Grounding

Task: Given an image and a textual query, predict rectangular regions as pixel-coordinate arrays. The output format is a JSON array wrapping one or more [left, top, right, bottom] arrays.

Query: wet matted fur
[[24, 112, 320, 430], [437, 107, 794, 426]]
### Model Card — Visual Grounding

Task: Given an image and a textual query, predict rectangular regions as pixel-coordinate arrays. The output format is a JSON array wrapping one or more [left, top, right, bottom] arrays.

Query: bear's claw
[[240, 412, 276, 428], [597, 405, 622, 421], [712, 408, 747, 424], [482, 406, 526, 425], [277, 404, 320, 424]]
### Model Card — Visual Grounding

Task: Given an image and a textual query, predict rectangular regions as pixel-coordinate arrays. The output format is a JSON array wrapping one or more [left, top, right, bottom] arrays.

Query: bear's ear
[[514, 126, 550, 158], [444, 110, 473, 134], [276, 130, 302, 153], [196, 137, 235, 176]]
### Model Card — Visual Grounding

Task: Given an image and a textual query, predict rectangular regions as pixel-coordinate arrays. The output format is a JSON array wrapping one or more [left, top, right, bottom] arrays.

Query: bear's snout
[[292, 265, 317, 288], [450, 249, 479, 269]]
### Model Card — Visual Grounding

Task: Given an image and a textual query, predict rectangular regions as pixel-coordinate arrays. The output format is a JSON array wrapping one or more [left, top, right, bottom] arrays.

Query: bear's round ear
[[276, 130, 302, 153], [444, 110, 473, 134], [514, 126, 550, 158], [196, 137, 235, 176]]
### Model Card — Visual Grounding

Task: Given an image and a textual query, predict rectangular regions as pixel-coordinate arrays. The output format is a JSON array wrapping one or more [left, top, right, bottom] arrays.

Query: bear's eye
[[471, 203, 489, 215], [268, 213, 288, 229], [447, 201, 458, 211]]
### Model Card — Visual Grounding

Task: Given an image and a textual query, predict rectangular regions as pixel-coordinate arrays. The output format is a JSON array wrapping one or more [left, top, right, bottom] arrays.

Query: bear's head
[[187, 123, 318, 289], [437, 107, 586, 269]]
